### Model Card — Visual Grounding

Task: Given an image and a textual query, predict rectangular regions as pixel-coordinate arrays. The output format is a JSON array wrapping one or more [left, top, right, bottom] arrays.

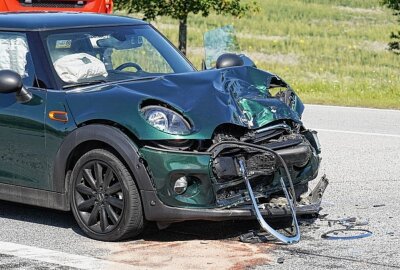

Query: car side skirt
[[0, 182, 69, 211]]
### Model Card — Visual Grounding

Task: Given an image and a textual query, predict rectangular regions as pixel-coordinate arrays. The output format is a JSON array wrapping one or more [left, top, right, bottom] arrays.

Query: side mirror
[[0, 70, 32, 103], [216, 53, 244, 69]]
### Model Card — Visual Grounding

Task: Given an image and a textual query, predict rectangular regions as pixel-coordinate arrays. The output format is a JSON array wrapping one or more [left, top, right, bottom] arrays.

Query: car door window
[[0, 32, 35, 86]]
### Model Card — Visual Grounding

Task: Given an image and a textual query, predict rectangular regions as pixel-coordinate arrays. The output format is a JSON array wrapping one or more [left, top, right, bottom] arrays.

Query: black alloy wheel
[[75, 160, 123, 233], [70, 149, 144, 241]]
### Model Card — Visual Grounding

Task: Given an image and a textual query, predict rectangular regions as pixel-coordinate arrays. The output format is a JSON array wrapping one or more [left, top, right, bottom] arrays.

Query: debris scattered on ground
[[238, 214, 373, 243], [320, 217, 369, 228], [239, 214, 325, 244], [277, 257, 285, 264], [318, 214, 329, 219], [239, 231, 271, 244], [321, 229, 373, 240], [319, 216, 372, 240]]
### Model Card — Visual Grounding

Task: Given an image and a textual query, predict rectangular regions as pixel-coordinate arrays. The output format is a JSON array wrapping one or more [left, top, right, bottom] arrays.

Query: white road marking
[[313, 128, 400, 138], [306, 104, 400, 113], [0, 241, 142, 270]]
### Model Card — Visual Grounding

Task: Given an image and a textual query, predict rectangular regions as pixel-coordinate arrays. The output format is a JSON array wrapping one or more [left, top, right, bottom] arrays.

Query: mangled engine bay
[[208, 121, 328, 243], [211, 123, 319, 208]]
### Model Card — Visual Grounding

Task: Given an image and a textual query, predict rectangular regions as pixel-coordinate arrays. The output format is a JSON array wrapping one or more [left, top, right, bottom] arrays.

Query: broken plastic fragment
[[321, 229, 372, 240], [238, 159, 300, 244]]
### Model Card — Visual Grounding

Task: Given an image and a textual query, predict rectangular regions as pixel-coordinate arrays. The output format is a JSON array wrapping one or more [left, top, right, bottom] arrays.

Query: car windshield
[[44, 25, 195, 87]]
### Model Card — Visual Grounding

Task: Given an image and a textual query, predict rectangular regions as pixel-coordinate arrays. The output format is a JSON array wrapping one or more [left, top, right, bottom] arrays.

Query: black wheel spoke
[[107, 197, 123, 209], [94, 162, 103, 188], [100, 207, 109, 232], [106, 183, 121, 195], [103, 167, 113, 189], [83, 169, 97, 191], [77, 197, 95, 211], [88, 203, 100, 226], [105, 203, 119, 225], [76, 184, 95, 196]]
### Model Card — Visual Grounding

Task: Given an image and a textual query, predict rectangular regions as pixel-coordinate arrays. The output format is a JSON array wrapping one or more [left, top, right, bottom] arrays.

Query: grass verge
[[122, 0, 400, 109]]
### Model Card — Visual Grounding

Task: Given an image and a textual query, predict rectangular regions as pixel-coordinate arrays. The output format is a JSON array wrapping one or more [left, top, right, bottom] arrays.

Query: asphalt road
[[0, 104, 399, 269]]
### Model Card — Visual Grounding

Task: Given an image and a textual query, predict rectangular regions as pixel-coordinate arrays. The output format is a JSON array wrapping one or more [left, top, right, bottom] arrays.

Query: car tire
[[70, 149, 144, 241]]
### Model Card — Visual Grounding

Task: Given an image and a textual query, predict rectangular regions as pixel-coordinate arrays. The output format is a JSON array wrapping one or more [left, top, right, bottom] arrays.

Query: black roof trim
[[0, 23, 146, 32]]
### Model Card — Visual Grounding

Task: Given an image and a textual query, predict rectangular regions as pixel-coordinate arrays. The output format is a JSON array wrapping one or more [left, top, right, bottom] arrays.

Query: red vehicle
[[0, 0, 113, 13]]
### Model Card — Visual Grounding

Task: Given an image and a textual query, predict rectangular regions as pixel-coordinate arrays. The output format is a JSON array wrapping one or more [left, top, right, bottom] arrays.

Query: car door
[[0, 32, 48, 190]]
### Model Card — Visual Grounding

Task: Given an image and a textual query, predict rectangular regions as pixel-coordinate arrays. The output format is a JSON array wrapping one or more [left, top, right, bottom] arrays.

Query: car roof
[[0, 12, 147, 31]]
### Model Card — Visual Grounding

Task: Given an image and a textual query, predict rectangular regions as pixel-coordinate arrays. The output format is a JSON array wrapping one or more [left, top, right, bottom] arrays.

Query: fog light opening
[[174, 176, 188, 195]]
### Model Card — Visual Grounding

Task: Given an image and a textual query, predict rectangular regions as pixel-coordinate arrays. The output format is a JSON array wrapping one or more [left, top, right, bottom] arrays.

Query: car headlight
[[141, 105, 192, 135]]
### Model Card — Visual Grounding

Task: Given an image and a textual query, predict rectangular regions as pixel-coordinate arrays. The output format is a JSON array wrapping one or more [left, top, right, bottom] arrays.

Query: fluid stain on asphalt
[[95, 221, 274, 270], [102, 240, 272, 270]]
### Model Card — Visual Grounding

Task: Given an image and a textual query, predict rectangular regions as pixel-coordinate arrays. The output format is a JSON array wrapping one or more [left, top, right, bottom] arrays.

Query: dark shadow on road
[[0, 199, 86, 237], [139, 217, 294, 243], [141, 220, 261, 242], [0, 199, 297, 243]]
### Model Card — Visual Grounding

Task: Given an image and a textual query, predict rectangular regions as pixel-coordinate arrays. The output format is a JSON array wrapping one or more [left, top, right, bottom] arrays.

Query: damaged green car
[[0, 13, 327, 243]]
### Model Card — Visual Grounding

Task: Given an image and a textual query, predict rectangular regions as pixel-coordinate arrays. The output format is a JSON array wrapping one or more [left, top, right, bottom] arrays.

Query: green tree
[[114, 0, 258, 55], [383, 0, 400, 54]]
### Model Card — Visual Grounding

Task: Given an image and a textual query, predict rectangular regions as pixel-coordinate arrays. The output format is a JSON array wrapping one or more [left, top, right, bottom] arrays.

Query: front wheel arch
[[52, 125, 154, 198]]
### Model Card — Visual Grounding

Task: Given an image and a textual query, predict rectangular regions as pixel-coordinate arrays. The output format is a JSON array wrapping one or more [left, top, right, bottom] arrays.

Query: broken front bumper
[[139, 143, 328, 223], [141, 175, 328, 223]]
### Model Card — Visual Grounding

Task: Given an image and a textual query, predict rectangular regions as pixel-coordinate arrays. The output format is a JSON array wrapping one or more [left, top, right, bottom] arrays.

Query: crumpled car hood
[[67, 66, 304, 140]]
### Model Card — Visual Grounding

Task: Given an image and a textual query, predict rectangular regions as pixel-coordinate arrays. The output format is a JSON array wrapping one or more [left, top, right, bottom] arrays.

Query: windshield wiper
[[63, 80, 107, 89]]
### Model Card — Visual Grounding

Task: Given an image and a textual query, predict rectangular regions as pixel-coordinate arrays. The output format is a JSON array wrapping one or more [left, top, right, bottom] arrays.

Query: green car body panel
[[0, 90, 47, 189], [66, 67, 303, 141]]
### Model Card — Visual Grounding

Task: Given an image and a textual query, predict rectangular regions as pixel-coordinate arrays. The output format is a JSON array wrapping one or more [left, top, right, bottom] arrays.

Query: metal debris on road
[[320, 216, 372, 240], [277, 257, 285, 264], [321, 228, 373, 240], [239, 230, 271, 244]]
